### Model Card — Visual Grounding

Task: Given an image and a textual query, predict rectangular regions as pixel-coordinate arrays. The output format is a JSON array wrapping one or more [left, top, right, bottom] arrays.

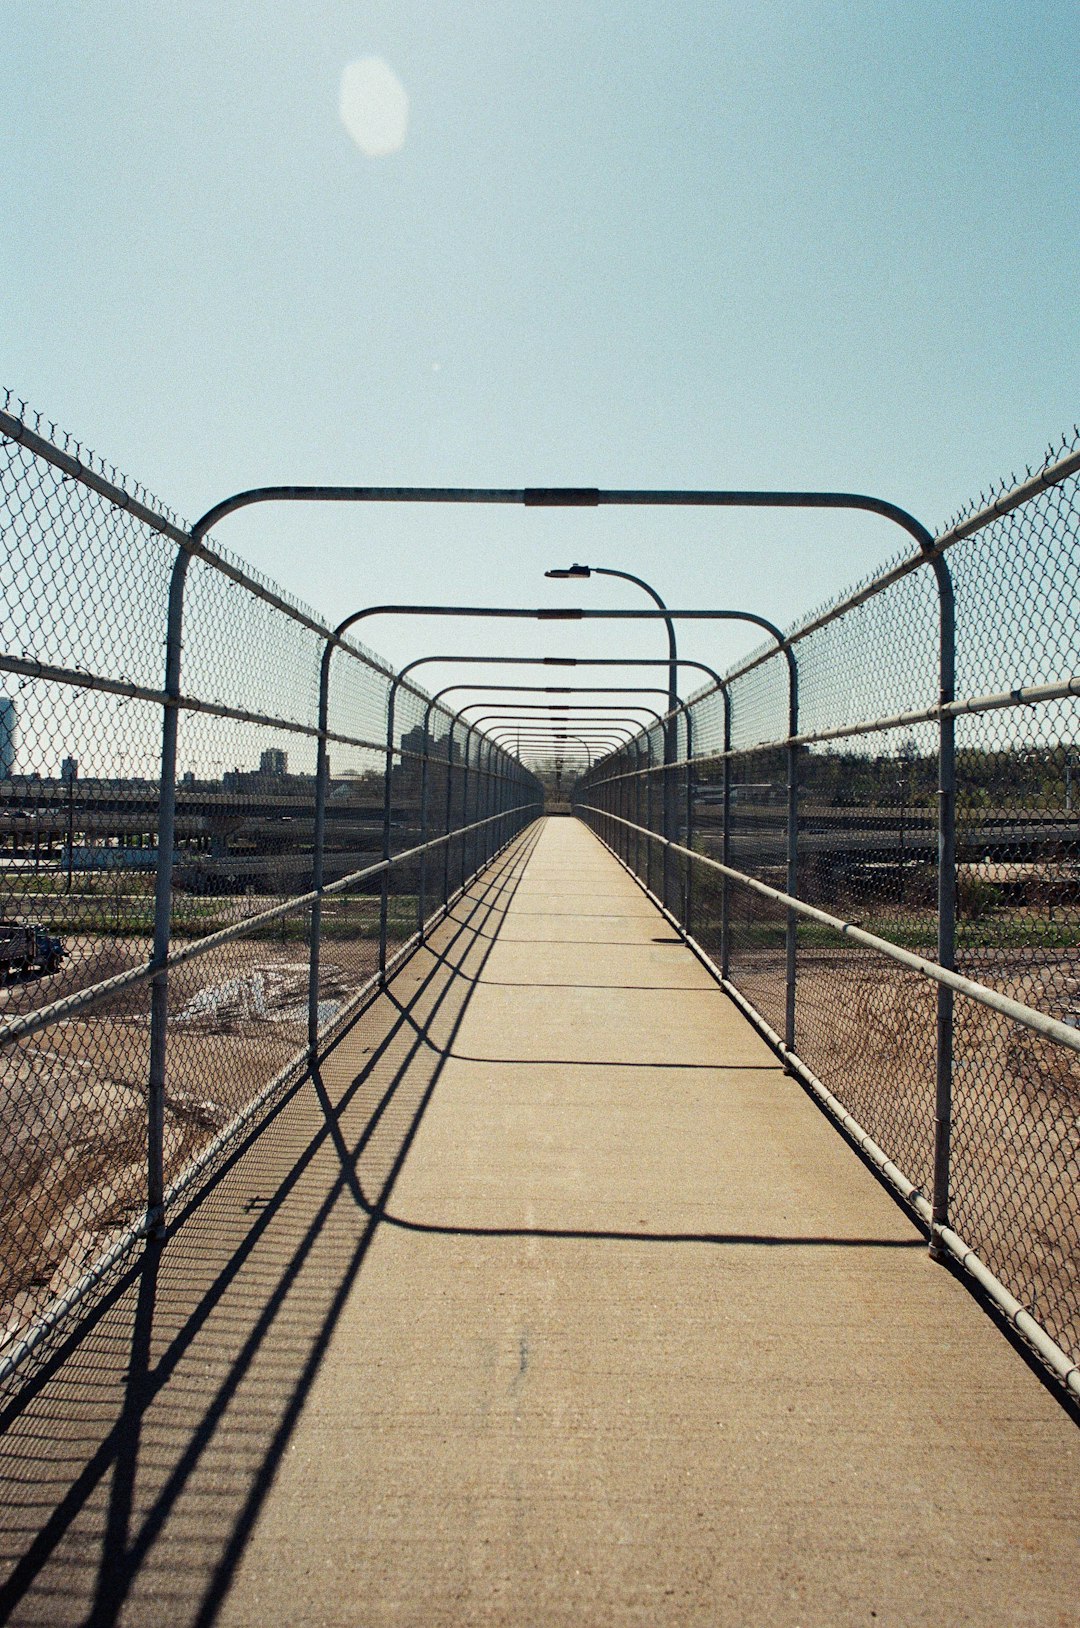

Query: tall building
[[0, 698, 15, 779]]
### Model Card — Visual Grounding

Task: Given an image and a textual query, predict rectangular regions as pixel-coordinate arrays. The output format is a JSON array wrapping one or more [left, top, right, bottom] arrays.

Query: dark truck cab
[[0, 920, 65, 980]]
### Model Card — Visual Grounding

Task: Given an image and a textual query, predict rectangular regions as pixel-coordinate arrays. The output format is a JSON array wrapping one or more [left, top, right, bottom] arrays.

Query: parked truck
[[0, 920, 65, 980]]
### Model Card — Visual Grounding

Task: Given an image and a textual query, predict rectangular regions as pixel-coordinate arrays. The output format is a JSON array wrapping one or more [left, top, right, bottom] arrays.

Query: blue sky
[[3, 1, 1077, 692]]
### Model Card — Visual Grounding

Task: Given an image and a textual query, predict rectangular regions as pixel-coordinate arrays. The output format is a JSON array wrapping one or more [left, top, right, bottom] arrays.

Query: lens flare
[[339, 58, 409, 157]]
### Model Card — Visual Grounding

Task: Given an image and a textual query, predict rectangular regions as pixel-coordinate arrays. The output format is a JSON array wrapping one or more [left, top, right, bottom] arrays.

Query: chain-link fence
[[577, 430, 1080, 1397], [0, 397, 542, 1384], [4, 394, 1078, 1400]]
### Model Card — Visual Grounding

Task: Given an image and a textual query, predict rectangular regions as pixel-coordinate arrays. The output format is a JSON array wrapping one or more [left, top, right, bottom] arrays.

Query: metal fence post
[[930, 557, 958, 1260], [683, 706, 694, 931], [662, 725, 674, 911], [629, 744, 637, 866], [481, 740, 492, 866], [476, 733, 488, 870], [309, 634, 336, 1064], [628, 751, 636, 868], [636, 737, 646, 880], [147, 546, 192, 1235], [378, 675, 399, 982], [641, 738, 651, 889], [417, 700, 435, 939], [611, 751, 619, 857], [459, 725, 472, 895], [479, 735, 490, 868], [503, 754, 511, 843], [611, 754, 617, 854], [478, 737, 490, 868], [488, 740, 498, 864], [720, 687, 732, 979], [442, 715, 456, 909], [784, 646, 799, 1053]]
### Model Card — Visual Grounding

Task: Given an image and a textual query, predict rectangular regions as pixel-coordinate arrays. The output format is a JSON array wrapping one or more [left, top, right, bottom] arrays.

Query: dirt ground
[[736, 945, 1080, 1361], [0, 934, 378, 1353]]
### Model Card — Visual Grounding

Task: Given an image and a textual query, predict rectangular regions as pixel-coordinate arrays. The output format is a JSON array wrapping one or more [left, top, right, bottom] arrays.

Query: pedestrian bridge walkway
[[1, 818, 1077, 1627]]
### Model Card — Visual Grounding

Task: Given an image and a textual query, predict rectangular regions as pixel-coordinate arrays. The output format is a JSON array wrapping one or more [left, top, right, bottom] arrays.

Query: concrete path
[[0, 818, 1076, 1626]]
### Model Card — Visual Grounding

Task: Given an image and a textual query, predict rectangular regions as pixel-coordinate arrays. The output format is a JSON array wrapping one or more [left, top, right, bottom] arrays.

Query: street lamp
[[543, 564, 678, 727], [546, 561, 680, 895]]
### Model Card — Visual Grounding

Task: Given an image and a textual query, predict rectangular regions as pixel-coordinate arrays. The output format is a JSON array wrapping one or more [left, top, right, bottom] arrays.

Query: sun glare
[[339, 57, 409, 157]]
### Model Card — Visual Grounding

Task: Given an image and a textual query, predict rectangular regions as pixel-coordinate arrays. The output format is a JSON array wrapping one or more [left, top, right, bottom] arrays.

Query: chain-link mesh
[[577, 428, 1080, 1387], [0, 401, 541, 1374]]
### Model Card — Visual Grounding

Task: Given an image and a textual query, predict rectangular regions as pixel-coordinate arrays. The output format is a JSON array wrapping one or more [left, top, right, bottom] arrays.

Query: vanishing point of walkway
[[1, 818, 1077, 1626]]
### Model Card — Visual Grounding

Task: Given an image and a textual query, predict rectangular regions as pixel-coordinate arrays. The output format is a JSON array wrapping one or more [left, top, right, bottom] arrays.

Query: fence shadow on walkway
[[0, 829, 542, 1628]]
